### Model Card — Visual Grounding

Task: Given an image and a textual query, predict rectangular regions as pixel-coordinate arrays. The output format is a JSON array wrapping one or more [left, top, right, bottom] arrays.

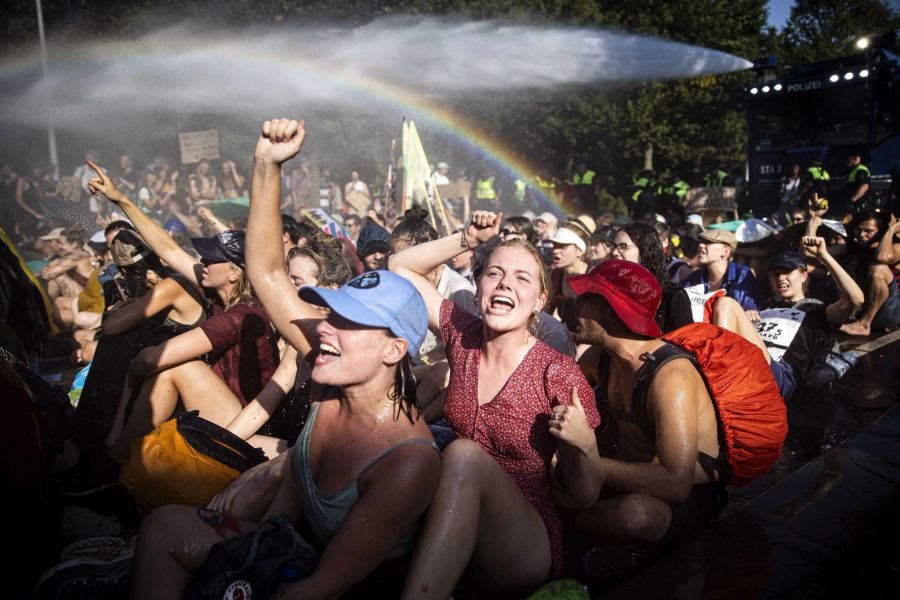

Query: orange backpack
[[635, 322, 787, 486]]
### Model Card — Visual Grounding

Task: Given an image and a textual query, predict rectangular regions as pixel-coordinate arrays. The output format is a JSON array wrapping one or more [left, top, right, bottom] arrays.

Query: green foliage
[[4, 0, 896, 202], [778, 0, 900, 66]]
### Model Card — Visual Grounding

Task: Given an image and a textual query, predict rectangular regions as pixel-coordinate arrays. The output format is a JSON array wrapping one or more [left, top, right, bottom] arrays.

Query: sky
[[767, 0, 795, 30]]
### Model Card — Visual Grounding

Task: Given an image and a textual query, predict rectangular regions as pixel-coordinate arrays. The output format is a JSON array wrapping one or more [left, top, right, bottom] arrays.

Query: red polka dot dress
[[439, 300, 600, 577]]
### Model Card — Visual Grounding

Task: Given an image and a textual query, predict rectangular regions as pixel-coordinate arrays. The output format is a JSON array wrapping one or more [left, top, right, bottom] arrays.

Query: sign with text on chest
[[755, 308, 806, 362]]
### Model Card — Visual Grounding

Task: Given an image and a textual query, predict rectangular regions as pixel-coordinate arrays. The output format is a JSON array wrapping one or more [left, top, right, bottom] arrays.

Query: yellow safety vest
[[475, 177, 496, 200], [848, 164, 870, 182], [573, 170, 596, 186], [807, 166, 830, 181]]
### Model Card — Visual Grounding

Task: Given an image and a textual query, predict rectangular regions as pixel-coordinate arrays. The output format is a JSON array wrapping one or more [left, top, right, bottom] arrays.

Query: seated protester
[[391, 210, 603, 597], [72, 227, 203, 454], [64, 238, 108, 362], [356, 219, 391, 271], [545, 222, 591, 336], [129, 273, 439, 599], [610, 222, 693, 334], [85, 164, 279, 462], [652, 220, 693, 285], [841, 211, 900, 336], [448, 244, 476, 285], [38, 226, 92, 309], [567, 260, 724, 576], [286, 239, 353, 292], [500, 215, 540, 245], [682, 228, 759, 313], [708, 241, 862, 401], [125, 117, 444, 598], [589, 225, 616, 266]]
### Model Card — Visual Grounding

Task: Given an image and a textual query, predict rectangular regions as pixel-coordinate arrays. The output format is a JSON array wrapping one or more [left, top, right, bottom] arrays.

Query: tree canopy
[[2, 0, 897, 198]]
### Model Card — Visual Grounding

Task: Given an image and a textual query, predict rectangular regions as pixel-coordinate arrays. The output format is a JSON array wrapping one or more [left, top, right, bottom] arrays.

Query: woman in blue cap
[[127, 118, 441, 599], [86, 163, 281, 460], [709, 235, 863, 400]]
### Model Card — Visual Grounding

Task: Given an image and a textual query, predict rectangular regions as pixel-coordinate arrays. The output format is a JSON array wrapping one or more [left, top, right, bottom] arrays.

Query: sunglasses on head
[[501, 228, 522, 237]]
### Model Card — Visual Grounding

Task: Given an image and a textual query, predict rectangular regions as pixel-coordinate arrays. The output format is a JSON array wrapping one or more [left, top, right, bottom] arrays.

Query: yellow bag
[[119, 411, 267, 511]]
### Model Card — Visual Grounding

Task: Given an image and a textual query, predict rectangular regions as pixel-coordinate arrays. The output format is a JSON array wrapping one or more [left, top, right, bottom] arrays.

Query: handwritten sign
[[685, 187, 737, 212], [178, 129, 220, 164], [755, 308, 806, 362]]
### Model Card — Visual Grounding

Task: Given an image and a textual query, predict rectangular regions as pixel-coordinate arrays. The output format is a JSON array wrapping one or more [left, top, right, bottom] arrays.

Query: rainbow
[[1, 39, 587, 217]]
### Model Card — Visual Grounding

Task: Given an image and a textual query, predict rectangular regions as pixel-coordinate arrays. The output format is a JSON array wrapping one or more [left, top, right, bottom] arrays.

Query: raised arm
[[875, 216, 900, 267], [389, 210, 501, 332], [246, 118, 319, 358], [87, 160, 201, 286], [197, 206, 229, 234], [801, 236, 864, 324]]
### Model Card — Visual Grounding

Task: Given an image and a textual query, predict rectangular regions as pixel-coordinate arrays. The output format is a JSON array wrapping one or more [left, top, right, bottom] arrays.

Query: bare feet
[[841, 321, 871, 336]]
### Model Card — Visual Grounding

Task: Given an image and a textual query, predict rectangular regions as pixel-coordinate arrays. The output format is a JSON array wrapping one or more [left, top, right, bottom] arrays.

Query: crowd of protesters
[[1, 117, 897, 598]]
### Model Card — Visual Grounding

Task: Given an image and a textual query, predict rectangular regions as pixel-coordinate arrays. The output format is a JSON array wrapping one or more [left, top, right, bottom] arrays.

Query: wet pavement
[[601, 332, 900, 599]]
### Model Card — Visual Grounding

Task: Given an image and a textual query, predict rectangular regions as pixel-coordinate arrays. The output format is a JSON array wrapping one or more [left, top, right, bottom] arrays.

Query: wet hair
[[294, 219, 319, 245], [286, 236, 353, 289], [502, 216, 538, 244], [282, 215, 302, 245], [390, 354, 420, 424], [120, 252, 167, 298], [104, 220, 134, 238], [620, 222, 667, 285], [391, 205, 438, 250], [227, 269, 256, 309]]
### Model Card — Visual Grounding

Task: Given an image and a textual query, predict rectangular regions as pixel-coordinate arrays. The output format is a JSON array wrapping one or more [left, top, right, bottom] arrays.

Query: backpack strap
[[635, 343, 731, 487], [176, 411, 268, 472], [633, 343, 696, 429]]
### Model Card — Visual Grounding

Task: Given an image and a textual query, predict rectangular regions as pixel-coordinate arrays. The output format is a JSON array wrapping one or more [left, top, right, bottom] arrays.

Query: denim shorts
[[770, 357, 796, 402]]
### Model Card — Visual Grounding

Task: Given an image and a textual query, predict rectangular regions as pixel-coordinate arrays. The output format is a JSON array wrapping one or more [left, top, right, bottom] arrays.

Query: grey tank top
[[290, 402, 439, 559]]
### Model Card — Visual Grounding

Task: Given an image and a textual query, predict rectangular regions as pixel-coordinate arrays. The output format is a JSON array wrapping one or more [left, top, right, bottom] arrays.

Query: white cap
[[437, 162, 449, 170], [548, 226, 587, 252], [39, 227, 64, 241], [89, 230, 106, 243], [686, 214, 703, 227], [535, 212, 558, 226]]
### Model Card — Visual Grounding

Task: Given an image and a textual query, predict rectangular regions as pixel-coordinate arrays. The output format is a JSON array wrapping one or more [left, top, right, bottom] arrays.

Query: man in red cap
[[566, 259, 724, 577]]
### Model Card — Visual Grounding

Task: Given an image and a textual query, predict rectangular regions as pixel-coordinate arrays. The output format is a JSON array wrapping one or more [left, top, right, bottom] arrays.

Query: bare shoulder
[[360, 438, 441, 495], [647, 357, 709, 408]]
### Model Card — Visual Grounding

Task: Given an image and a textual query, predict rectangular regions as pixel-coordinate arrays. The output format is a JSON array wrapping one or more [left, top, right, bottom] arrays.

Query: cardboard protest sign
[[179, 130, 220, 165], [437, 180, 471, 201], [685, 187, 738, 213]]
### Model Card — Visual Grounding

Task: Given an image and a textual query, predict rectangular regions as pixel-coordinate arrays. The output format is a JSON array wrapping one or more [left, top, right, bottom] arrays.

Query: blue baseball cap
[[298, 270, 428, 357]]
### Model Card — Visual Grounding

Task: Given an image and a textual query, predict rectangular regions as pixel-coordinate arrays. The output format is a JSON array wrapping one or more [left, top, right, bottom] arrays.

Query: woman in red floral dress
[[391, 211, 605, 598]]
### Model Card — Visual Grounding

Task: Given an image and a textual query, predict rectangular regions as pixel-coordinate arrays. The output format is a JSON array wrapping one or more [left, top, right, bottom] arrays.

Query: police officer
[[572, 161, 597, 212], [801, 156, 830, 205], [474, 171, 498, 208], [847, 151, 874, 211]]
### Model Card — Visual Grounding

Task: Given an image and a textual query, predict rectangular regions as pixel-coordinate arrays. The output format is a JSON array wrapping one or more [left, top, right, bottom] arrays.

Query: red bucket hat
[[568, 259, 662, 338]]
